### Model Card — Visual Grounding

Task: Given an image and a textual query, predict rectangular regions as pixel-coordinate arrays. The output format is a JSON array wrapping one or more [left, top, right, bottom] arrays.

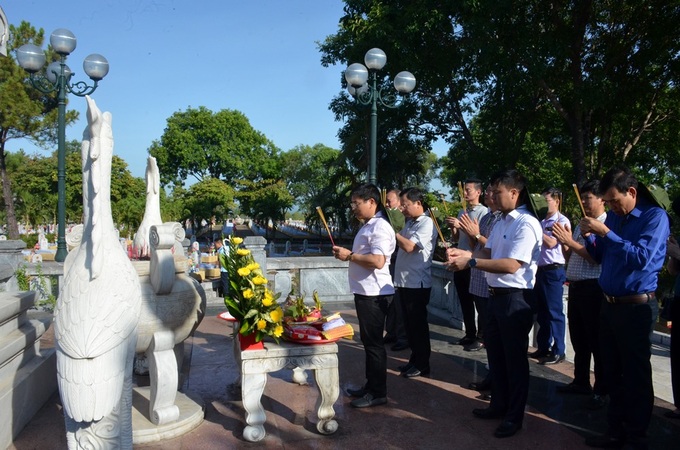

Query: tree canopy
[[319, 0, 680, 197], [0, 21, 79, 238], [149, 106, 280, 187]]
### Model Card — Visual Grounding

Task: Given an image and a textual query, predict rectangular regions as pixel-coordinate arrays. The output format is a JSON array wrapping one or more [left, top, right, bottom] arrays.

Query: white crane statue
[[55, 96, 142, 449], [132, 155, 163, 258]]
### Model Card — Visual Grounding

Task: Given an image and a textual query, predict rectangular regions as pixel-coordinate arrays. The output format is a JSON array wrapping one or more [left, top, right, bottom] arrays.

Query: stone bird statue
[[132, 156, 163, 259], [55, 96, 142, 449]]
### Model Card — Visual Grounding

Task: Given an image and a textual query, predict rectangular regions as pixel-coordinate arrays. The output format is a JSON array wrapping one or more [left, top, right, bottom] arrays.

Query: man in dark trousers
[[446, 179, 488, 349], [551, 180, 608, 410], [447, 169, 541, 439], [581, 166, 669, 449]]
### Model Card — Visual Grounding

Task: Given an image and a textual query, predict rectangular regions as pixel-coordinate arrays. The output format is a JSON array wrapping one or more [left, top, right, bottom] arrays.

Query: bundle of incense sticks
[[572, 184, 587, 217], [381, 188, 387, 207], [439, 193, 449, 216], [429, 208, 446, 244], [316, 206, 336, 246], [457, 181, 467, 211]]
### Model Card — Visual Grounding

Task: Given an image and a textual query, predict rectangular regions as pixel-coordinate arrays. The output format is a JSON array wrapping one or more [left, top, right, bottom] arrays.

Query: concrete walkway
[[9, 303, 680, 449]]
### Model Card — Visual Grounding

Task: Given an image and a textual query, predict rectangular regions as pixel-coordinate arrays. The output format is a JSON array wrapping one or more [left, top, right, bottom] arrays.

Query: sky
[[4, 1, 350, 179], [4, 1, 448, 193]]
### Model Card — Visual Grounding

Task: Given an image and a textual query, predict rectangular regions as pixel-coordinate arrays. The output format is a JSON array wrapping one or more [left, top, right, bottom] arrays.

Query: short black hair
[[580, 180, 600, 197], [351, 183, 381, 203], [464, 178, 483, 192], [489, 169, 528, 205], [541, 187, 562, 200], [399, 187, 427, 209], [672, 196, 680, 217], [599, 165, 638, 195]]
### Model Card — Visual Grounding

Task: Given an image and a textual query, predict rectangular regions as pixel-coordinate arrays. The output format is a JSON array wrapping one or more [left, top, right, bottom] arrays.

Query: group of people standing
[[334, 165, 671, 449]]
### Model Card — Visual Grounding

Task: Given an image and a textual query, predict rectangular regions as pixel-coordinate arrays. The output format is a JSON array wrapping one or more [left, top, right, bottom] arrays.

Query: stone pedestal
[[0, 291, 56, 449], [131, 386, 204, 444], [237, 340, 340, 442]]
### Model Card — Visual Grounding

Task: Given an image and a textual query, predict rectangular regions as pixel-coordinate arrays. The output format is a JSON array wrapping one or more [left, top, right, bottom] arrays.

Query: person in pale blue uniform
[[532, 188, 570, 365]]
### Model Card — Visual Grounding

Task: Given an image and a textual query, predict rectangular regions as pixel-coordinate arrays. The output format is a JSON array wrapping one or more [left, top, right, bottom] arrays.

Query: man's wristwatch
[[474, 233, 481, 241], [469, 258, 477, 268], [348, 252, 354, 262]]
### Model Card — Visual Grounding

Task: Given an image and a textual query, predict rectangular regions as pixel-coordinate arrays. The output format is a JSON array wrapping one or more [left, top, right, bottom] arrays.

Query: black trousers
[[454, 268, 478, 339], [485, 289, 533, 424], [220, 271, 229, 297], [599, 298, 657, 443], [568, 279, 606, 394], [385, 289, 408, 342], [354, 294, 392, 398], [672, 296, 680, 409], [399, 287, 432, 370]]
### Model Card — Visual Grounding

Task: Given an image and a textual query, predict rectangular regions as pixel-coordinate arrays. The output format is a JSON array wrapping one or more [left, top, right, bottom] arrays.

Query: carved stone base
[[131, 387, 204, 445]]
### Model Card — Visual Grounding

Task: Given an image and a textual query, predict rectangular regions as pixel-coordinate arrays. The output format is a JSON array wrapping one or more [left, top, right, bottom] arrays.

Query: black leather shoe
[[557, 382, 592, 395], [347, 386, 367, 398], [584, 433, 625, 448], [457, 336, 476, 346], [468, 379, 492, 391], [528, 349, 551, 358], [464, 340, 484, 352], [494, 421, 521, 438], [390, 341, 409, 351], [539, 354, 566, 365], [402, 366, 430, 378], [383, 335, 397, 344], [664, 410, 680, 419], [350, 393, 387, 408], [397, 363, 413, 373], [584, 394, 607, 410], [472, 407, 505, 419]]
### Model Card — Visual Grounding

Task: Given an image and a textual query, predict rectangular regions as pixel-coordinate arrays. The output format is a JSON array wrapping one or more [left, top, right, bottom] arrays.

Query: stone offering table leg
[[313, 362, 339, 435], [241, 372, 268, 442], [238, 342, 339, 442]]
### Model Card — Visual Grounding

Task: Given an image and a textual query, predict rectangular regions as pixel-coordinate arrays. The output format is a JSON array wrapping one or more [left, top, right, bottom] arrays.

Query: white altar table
[[236, 340, 340, 442]]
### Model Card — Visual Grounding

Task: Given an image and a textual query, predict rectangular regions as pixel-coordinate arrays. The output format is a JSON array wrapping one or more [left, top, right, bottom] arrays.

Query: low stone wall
[[265, 255, 464, 328], [0, 240, 28, 291]]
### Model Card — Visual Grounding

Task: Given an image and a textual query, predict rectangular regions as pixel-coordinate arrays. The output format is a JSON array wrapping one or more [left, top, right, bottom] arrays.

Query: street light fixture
[[17, 29, 109, 262], [345, 48, 416, 185]]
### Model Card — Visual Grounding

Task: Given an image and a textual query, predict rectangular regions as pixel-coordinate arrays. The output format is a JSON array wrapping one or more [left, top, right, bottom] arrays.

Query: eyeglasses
[[350, 200, 366, 209]]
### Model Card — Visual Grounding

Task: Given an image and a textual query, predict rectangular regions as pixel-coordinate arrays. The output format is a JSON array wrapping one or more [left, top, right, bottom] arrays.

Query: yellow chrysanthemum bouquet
[[224, 236, 284, 342]]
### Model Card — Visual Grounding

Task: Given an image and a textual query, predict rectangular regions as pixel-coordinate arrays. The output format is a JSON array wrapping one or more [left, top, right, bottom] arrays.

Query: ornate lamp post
[[344, 48, 416, 185], [17, 29, 109, 262]]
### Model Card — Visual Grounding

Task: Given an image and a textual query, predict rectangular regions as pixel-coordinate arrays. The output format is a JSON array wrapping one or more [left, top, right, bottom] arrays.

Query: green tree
[[149, 107, 280, 186], [280, 143, 341, 211], [237, 178, 294, 240], [320, 1, 680, 191], [0, 21, 79, 238], [181, 177, 235, 234]]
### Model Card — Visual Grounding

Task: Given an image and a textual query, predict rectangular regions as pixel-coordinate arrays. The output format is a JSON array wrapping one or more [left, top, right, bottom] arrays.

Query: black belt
[[538, 263, 564, 271], [604, 292, 655, 305], [488, 287, 523, 296], [568, 279, 599, 287]]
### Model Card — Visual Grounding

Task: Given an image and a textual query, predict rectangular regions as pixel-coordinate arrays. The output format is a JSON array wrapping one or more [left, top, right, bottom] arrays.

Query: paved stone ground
[[9, 303, 680, 449]]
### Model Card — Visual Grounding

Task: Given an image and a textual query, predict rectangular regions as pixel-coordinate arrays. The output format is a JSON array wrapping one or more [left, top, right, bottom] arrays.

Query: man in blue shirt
[[581, 166, 669, 449]]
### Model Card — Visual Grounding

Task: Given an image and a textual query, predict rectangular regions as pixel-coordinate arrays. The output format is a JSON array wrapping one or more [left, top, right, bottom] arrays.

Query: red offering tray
[[281, 335, 341, 345], [217, 311, 237, 322]]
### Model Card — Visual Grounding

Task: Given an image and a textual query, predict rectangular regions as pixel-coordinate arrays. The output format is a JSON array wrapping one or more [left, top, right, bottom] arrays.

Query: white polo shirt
[[349, 211, 396, 296], [484, 205, 542, 289], [394, 214, 437, 289]]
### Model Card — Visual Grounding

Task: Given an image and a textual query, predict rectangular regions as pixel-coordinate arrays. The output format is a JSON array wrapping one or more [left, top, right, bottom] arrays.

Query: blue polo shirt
[[585, 198, 669, 296]]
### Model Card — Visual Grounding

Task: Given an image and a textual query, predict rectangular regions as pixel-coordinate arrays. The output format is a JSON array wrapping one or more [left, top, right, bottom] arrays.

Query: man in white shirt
[[393, 187, 437, 378], [333, 184, 395, 408], [446, 179, 488, 349], [447, 169, 542, 439]]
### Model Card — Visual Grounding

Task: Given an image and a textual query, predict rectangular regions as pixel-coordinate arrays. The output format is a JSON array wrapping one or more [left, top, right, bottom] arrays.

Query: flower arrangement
[[223, 236, 284, 342]]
